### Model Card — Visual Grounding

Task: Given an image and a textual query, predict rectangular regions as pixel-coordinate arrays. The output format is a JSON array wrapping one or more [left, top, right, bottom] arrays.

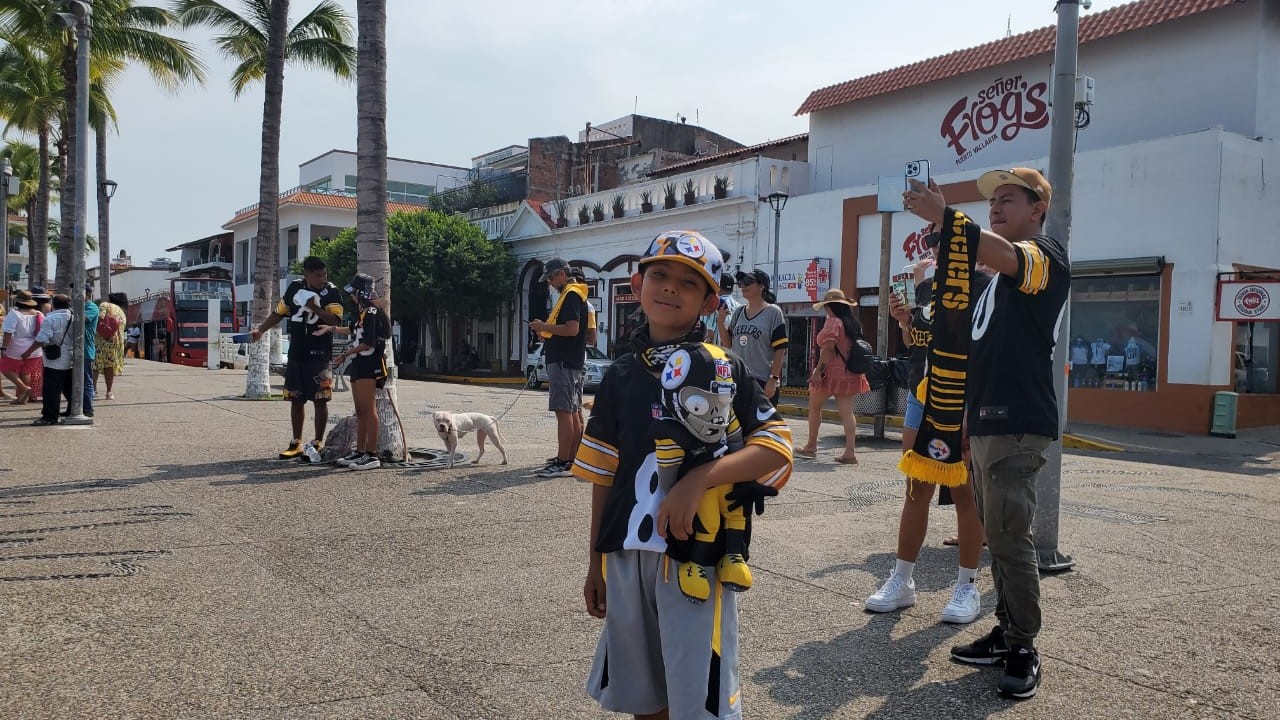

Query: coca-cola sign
[[941, 75, 1049, 165]]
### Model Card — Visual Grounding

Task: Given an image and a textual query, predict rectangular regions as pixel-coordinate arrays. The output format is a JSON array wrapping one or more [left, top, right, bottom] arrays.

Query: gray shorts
[[587, 550, 741, 719], [547, 361, 583, 412]]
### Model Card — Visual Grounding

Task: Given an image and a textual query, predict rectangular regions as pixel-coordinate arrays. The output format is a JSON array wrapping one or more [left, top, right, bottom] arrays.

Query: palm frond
[[286, 36, 354, 79]]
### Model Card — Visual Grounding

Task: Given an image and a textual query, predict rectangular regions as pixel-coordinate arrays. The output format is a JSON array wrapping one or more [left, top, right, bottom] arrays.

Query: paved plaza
[[1, 360, 1277, 719]]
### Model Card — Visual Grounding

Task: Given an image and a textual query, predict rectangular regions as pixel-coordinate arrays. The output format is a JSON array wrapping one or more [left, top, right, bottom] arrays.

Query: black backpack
[[838, 336, 892, 390]]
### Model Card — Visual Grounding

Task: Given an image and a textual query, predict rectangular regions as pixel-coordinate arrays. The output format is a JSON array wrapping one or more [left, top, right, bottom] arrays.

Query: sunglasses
[[739, 278, 758, 287]]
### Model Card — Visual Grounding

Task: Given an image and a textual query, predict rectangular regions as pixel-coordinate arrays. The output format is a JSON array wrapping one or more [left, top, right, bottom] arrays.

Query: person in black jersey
[[906, 168, 1070, 700], [325, 273, 392, 471], [249, 256, 344, 460]]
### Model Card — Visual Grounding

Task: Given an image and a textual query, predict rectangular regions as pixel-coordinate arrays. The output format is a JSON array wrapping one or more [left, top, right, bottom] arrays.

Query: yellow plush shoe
[[278, 440, 304, 460], [677, 562, 711, 603], [718, 553, 753, 592]]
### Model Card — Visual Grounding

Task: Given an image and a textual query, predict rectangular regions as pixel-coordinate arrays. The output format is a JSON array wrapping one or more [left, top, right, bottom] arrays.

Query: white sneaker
[[940, 582, 981, 624], [865, 573, 916, 612], [350, 454, 381, 471]]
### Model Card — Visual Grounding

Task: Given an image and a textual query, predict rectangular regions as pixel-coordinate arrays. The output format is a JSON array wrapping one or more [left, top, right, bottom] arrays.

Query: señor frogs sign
[[940, 75, 1049, 166]]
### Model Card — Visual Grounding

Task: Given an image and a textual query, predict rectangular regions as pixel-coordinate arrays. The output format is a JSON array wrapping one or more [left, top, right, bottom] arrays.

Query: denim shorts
[[904, 391, 925, 431]]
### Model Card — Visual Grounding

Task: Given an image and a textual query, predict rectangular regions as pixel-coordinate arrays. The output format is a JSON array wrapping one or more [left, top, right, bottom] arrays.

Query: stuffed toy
[[651, 342, 774, 603]]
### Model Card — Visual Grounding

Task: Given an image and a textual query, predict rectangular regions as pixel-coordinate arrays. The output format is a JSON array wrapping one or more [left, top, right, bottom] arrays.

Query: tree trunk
[[56, 41, 76, 291], [96, 124, 110, 298], [32, 125, 50, 289], [356, 0, 403, 460], [245, 0, 291, 399]]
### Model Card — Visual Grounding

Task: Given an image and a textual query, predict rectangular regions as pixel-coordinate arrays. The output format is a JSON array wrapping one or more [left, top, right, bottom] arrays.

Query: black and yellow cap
[[639, 231, 724, 294]]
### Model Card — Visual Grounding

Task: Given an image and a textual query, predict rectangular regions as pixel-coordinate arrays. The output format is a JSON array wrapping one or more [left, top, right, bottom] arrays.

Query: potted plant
[[640, 190, 654, 213], [611, 194, 626, 219], [592, 201, 605, 222], [713, 175, 730, 200], [683, 178, 697, 206], [663, 181, 678, 209], [553, 199, 568, 228], [578, 204, 590, 225]]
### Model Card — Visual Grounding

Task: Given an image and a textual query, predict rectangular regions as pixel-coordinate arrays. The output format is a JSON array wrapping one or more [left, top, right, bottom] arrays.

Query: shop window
[[1234, 322, 1276, 394], [1067, 274, 1160, 391]]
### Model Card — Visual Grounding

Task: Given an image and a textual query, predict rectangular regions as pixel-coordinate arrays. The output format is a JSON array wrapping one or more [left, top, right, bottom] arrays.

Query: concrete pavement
[[1, 359, 1277, 719]]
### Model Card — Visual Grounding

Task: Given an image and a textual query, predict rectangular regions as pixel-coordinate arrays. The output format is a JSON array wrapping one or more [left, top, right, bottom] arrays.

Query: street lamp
[[764, 191, 788, 281], [99, 178, 117, 298]]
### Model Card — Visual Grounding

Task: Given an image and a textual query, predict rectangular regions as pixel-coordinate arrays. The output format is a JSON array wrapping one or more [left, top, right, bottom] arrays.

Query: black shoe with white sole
[[998, 645, 1041, 699], [950, 625, 1009, 665]]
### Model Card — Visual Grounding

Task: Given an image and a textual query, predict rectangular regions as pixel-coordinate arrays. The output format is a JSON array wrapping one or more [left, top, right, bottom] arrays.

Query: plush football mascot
[[651, 342, 768, 603]]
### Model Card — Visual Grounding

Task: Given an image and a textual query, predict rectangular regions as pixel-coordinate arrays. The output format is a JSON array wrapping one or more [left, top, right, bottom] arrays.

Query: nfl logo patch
[[651, 403, 662, 419], [714, 360, 732, 380]]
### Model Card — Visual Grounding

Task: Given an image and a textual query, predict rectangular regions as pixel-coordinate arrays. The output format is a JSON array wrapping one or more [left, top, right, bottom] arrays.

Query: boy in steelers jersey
[[572, 231, 793, 720], [249, 256, 344, 459]]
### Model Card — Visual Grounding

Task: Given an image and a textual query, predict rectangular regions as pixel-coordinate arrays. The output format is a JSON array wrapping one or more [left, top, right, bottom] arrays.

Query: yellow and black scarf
[[898, 207, 979, 487], [539, 281, 588, 340]]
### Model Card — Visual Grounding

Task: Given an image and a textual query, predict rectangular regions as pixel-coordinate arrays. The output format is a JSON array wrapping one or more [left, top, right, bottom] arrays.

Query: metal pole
[[65, 1, 93, 425], [1036, 0, 1081, 571], [874, 211, 892, 439], [2, 158, 9, 309], [771, 207, 781, 281]]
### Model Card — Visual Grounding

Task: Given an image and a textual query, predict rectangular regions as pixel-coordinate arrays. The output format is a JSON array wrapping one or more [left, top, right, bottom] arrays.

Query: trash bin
[[1209, 391, 1238, 438]]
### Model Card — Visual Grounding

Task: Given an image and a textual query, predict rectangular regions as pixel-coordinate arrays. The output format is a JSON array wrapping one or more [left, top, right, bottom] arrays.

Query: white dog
[[433, 411, 508, 468]]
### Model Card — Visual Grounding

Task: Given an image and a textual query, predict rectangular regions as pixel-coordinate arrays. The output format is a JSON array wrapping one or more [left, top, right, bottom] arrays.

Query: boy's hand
[[584, 561, 606, 618], [905, 178, 946, 225], [657, 466, 710, 541]]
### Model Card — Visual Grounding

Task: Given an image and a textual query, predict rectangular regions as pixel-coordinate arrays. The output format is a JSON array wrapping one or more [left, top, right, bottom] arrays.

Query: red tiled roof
[[655, 133, 809, 175], [795, 0, 1244, 115], [224, 190, 424, 227], [530, 201, 555, 228]]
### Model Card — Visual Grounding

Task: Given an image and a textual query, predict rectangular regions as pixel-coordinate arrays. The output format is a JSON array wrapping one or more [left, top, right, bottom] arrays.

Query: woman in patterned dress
[[93, 293, 129, 400], [796, 289, 869, 464]]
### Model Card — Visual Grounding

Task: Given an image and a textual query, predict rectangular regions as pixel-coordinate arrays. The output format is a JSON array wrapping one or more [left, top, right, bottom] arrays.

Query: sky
[[85, 0, 1132, 265]]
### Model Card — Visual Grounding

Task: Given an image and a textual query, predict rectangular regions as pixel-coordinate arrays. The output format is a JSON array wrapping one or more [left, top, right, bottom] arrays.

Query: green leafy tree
[[175, 0, 355, 397], [309, 209, 516, 348]]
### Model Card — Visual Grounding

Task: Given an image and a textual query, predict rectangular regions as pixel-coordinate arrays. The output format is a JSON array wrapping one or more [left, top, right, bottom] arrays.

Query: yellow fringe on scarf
[[899, 450, 969, 487], [539, 281, 588, 339]]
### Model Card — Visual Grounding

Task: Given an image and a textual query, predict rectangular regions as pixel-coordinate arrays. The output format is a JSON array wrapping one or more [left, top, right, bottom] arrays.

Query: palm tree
[[354, 0, 401, 459], [174, 0, 355, 398], [0, 35, 61, 289]]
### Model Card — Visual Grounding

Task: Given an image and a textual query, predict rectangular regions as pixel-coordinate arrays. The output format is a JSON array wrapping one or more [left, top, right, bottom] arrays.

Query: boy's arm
[[584, 483, 608, 618], [657, 446, 787, 541]]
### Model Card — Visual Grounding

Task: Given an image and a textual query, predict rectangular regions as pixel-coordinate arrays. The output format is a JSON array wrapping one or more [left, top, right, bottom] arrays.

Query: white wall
[[808, 1, 1266, 189], [298, 151, 469, 191]]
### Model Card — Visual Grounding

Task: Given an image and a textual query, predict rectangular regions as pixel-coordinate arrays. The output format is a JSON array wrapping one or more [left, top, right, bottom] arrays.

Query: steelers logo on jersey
[[661, 349, 691, 390]]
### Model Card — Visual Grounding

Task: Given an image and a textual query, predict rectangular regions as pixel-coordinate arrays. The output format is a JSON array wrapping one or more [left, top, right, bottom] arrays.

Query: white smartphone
[[905, 159, 931, 190]]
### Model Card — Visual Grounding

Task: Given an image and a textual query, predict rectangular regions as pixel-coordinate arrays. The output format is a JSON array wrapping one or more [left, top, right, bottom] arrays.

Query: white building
[[786, 0, 1279, 433], [222, 150, 469, 322]]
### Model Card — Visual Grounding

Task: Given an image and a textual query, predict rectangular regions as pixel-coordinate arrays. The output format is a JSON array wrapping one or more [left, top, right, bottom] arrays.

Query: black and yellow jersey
[[573, 352, 793, 554], [967, 233, 1070, 439], [353, 305, 391, 356], [277, 280, 344, 359]]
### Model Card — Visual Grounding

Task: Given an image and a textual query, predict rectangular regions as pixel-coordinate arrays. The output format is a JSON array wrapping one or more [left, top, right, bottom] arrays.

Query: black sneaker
[[335, 451, 364, 467], [950, 625, 1009, 665], [998, 645, 1041, 699]]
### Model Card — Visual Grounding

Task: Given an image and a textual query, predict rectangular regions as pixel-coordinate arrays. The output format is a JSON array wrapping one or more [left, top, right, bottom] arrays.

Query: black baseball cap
[[735, 269, 771, 290], [540, 257, 569, 282]]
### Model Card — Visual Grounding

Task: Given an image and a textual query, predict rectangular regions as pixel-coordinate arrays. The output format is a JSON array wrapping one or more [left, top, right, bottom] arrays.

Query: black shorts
[[283, 357, 333, 402], [347, 354, 388, 388]]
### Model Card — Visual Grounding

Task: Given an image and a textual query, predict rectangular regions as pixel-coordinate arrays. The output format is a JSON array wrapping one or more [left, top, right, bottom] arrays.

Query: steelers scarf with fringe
[[538, 281, 588, 340], [898, 207, 979, 487], [635, 322, 708, 371]]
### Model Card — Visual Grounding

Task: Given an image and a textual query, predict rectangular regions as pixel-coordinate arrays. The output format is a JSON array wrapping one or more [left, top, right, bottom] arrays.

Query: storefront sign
[[940, 74, 1049, 166], [613, 283, 637, 304], [1217, 280, 1280, 321], [773, 258, 832, 304]]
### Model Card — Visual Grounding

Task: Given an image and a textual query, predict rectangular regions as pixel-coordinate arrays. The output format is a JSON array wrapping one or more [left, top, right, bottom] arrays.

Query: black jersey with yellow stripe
[[967, 233, 1070, 439], [573, 351, 792, 555], [278, 280, 344, 359]]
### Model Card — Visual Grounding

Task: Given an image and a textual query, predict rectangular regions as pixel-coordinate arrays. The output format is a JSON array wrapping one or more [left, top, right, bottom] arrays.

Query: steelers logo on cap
[[676, 234, 705, 259], [661, 349, 691, 390]]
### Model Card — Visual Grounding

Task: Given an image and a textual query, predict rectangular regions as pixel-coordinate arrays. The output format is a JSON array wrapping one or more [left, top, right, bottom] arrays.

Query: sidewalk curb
[[1062, 433, 1126, 452], [410, 373, 526, 387]]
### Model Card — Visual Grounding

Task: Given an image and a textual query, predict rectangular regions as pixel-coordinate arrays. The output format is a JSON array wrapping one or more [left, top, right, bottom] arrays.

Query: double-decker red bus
[[128, 277, 237, 367]]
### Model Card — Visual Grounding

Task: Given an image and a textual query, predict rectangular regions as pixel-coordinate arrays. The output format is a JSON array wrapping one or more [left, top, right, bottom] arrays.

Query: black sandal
[[31, 417, 59, 426]]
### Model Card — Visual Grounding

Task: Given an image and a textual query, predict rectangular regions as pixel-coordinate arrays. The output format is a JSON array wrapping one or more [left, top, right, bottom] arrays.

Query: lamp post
[[764, 191, 788, 282], [98, 178, 117, 299], [58, 0, 93, 425], [1, 157, 12, 309]]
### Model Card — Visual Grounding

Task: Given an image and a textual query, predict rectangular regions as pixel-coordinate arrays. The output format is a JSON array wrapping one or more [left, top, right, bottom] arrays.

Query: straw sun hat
[[812, 288, 858, 310]]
